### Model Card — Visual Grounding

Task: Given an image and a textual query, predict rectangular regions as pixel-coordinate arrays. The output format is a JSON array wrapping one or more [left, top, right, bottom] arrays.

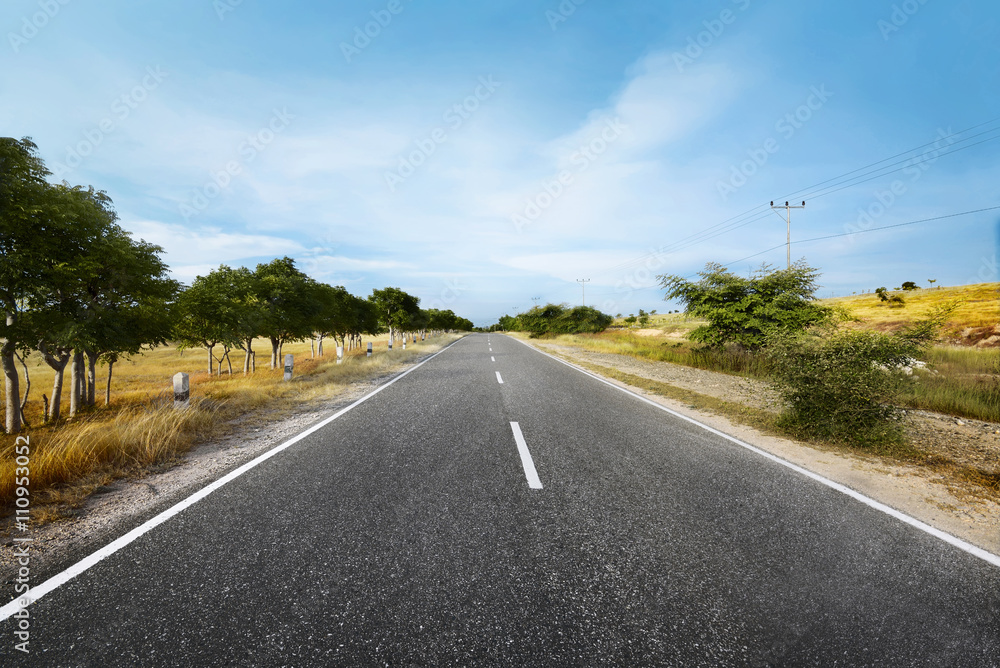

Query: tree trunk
[[3, 313, 21, 434], [15, 352, 30, 428], [310, 337, 315, 359], [317, 335, 324, 357], [207, 345, 215, 374], [270, 337, 280, 369], [243, 339, 253, 374], [86, 350, 98, 406], [105, 358, 114, 405], [38, 342, 71, 422], [69, 350, 84, 419], [224, 347, 233, 375]]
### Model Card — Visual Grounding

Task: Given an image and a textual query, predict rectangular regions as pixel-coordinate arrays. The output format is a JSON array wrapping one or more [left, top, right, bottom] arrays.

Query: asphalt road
[[3, 333, 999, 666]]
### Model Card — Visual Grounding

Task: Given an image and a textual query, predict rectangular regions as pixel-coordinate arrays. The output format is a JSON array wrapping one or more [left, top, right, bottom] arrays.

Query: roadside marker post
[[283, 354, 294, 381], [173, 373, 190, 410]]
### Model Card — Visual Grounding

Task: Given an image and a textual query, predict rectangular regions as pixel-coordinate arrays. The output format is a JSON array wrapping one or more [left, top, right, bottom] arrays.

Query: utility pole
[[576, 279, 591, 306], [770, 200, 805, 269]]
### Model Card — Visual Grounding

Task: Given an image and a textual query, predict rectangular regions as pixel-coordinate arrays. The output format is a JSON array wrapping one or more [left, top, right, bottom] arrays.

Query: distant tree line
[[0, 137, 472, 434], [494, 304, 613, 336]]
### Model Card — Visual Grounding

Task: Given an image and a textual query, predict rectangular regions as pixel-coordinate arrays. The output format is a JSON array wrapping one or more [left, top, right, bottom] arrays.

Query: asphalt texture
[[2, 333, 999, 666]]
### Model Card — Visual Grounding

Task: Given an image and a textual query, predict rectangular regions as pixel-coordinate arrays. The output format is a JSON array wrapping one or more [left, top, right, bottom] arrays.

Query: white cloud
[[125, 220, 306, 268]]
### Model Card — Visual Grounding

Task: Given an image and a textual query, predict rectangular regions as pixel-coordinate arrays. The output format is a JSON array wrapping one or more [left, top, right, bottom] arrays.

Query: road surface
[[3, 333, 999, 666]]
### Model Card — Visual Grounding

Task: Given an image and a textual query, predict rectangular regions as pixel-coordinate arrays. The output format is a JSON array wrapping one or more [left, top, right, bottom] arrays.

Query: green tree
[[369, 287, 421, 344], [0, 137, 51, 432], [255, 257, 321, 369], [659, 261, 829, 350], [174, 266, 249, 375], [73, 213, 177, 407], [311, 284, 358, 354]]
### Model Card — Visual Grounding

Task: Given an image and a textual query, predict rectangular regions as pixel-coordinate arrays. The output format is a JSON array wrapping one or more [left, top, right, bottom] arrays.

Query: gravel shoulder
[[527, 339, 1000, 559]]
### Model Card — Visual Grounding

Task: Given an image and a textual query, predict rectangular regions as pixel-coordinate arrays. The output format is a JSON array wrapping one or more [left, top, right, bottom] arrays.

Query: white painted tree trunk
[[3, 312, 21, 434]]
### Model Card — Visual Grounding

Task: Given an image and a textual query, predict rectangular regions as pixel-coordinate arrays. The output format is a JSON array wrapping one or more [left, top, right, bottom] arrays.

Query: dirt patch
[[528, 339, 1000, 558]]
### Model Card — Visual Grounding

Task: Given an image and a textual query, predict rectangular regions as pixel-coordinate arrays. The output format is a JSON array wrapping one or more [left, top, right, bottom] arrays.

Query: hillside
[[823, 282, 1000, 346]]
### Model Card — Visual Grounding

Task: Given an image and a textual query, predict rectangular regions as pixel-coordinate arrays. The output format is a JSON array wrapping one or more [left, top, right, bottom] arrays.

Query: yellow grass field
[[823, 282, 1000, 340]]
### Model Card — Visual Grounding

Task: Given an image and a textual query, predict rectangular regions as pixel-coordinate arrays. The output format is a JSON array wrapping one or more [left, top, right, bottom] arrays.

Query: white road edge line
[[511, 336, 1000, 570], [496, 371, 504, 384], [510, 422, 543, 489], [0, 337, 468, 622], [491, 356, 495, 362]]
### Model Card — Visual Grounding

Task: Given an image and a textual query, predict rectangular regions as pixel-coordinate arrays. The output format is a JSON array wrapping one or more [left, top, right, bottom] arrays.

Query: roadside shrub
[[660, 261, 829, 350], [517, 304, 613, 336], [768, 330, 922, 449]]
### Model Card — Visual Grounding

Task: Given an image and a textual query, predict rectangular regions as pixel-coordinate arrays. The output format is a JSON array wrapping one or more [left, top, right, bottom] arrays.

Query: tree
[[659, 261, 829, 350], [255, 257, 320, 368], [174, 266, 249, 374], [369, 287, 421, 344], [72, 211, 178, 407], [311, 284, 358, 353], [0, 137, 51, 432], [35, 185, 176, 414], [901, 281, 919, 291], [875, 287, 905, 308]]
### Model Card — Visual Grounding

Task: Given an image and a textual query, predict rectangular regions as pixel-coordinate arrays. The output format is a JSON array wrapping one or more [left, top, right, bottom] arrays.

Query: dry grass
[[0, 334, 461, 516], [527, 330, 774, 377], [824, 282, 1000, 337]]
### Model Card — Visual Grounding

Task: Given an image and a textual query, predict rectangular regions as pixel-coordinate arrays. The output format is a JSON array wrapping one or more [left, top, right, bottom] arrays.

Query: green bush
[[659, 261, 829, 350], [768, 330, 922, 449], [516, 304, 613, 336]]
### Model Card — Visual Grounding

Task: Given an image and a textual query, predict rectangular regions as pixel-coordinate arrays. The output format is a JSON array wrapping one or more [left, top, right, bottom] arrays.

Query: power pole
[[770, 200, 805, 269], [576, 279, 591, 306]]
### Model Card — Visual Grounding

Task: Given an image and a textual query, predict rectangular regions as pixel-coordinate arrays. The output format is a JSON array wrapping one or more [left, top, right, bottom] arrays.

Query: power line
[[720, 205, 1000, 269], [585, 204, 1000, 297], [588, 117, 1000, 278]]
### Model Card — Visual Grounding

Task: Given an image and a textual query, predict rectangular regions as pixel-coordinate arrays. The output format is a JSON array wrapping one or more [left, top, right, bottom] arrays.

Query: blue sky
[[3, 0, 999, 325]]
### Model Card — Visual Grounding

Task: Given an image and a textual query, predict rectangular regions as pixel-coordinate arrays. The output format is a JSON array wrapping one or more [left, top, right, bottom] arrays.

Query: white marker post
[[402, 339, 407, 350], [388, 339, 393, 351], [367, 342, 373, 358], [336, 346, 344, 364], [173, 373, 190, 410], [283, 354, 294, 381]]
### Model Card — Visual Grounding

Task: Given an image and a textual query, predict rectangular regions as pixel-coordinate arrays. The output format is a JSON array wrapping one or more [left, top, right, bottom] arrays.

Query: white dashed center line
[[496, 371, 504, 384], [510, 422, 543, 489]]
